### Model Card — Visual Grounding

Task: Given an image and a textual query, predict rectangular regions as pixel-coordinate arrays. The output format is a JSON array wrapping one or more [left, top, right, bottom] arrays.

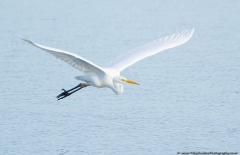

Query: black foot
[[57, 84, 83, 100]]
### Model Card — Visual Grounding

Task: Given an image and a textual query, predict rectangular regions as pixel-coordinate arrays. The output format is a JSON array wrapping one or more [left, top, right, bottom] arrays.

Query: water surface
[[0, 1, 240, 154]]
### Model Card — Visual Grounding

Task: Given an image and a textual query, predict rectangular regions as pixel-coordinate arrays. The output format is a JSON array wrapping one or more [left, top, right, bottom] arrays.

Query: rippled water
[[1, 1, 240, 154]]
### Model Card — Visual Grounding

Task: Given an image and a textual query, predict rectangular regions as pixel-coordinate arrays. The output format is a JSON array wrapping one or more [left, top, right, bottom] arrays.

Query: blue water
[[1, 1, 240, 154]]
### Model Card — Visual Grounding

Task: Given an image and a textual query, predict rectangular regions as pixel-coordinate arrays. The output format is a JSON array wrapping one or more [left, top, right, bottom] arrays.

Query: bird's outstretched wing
[[22, 38, 105, 74], [105, 28, 195, 71]]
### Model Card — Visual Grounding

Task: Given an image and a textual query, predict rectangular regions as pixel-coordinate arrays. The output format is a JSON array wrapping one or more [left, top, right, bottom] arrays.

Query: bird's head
[[113, 76, 140, 85]]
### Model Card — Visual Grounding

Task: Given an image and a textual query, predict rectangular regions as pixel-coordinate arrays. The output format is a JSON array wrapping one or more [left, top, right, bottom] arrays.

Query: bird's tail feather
[[75, 76, 85, 81]]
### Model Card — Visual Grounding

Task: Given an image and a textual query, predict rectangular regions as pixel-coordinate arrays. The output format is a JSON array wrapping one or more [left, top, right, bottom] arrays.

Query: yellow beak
[[125, 79, 140, 85]]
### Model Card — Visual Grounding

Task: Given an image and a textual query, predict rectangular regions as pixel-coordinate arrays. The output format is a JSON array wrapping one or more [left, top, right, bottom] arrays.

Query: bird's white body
[[22, 28, 194, 95], [76, 67, 119, 88], [75, 67, 123, 94]]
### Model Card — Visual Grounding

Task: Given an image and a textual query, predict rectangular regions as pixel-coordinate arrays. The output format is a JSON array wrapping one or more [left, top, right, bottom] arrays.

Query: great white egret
[[22, 28, 194, 100]]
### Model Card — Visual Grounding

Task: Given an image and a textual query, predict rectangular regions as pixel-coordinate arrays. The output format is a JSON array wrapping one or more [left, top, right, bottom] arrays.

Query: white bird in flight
[[22, 28, 194, 100]]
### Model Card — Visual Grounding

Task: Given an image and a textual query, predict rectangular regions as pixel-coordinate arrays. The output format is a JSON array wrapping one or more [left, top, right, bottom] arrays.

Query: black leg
[[56, 84, 84, 100], [65, 84, 82, 92]]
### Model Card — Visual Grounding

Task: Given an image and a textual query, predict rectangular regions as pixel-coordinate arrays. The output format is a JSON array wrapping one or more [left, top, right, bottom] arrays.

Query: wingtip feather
[[189, 28, 195, 36], [20, 36, 35, 46]]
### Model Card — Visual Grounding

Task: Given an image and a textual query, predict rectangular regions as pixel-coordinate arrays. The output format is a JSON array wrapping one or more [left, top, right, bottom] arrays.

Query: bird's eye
[[121, 79, 125, 81]]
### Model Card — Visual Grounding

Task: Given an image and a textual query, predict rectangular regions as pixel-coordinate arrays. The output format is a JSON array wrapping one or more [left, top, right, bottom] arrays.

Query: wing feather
[[22, 38, 105, 74], [106, 28, 194, 71]]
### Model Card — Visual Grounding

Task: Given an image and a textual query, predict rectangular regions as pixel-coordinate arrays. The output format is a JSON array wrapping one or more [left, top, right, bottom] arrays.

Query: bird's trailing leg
[[56, 83, 89, 100]]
